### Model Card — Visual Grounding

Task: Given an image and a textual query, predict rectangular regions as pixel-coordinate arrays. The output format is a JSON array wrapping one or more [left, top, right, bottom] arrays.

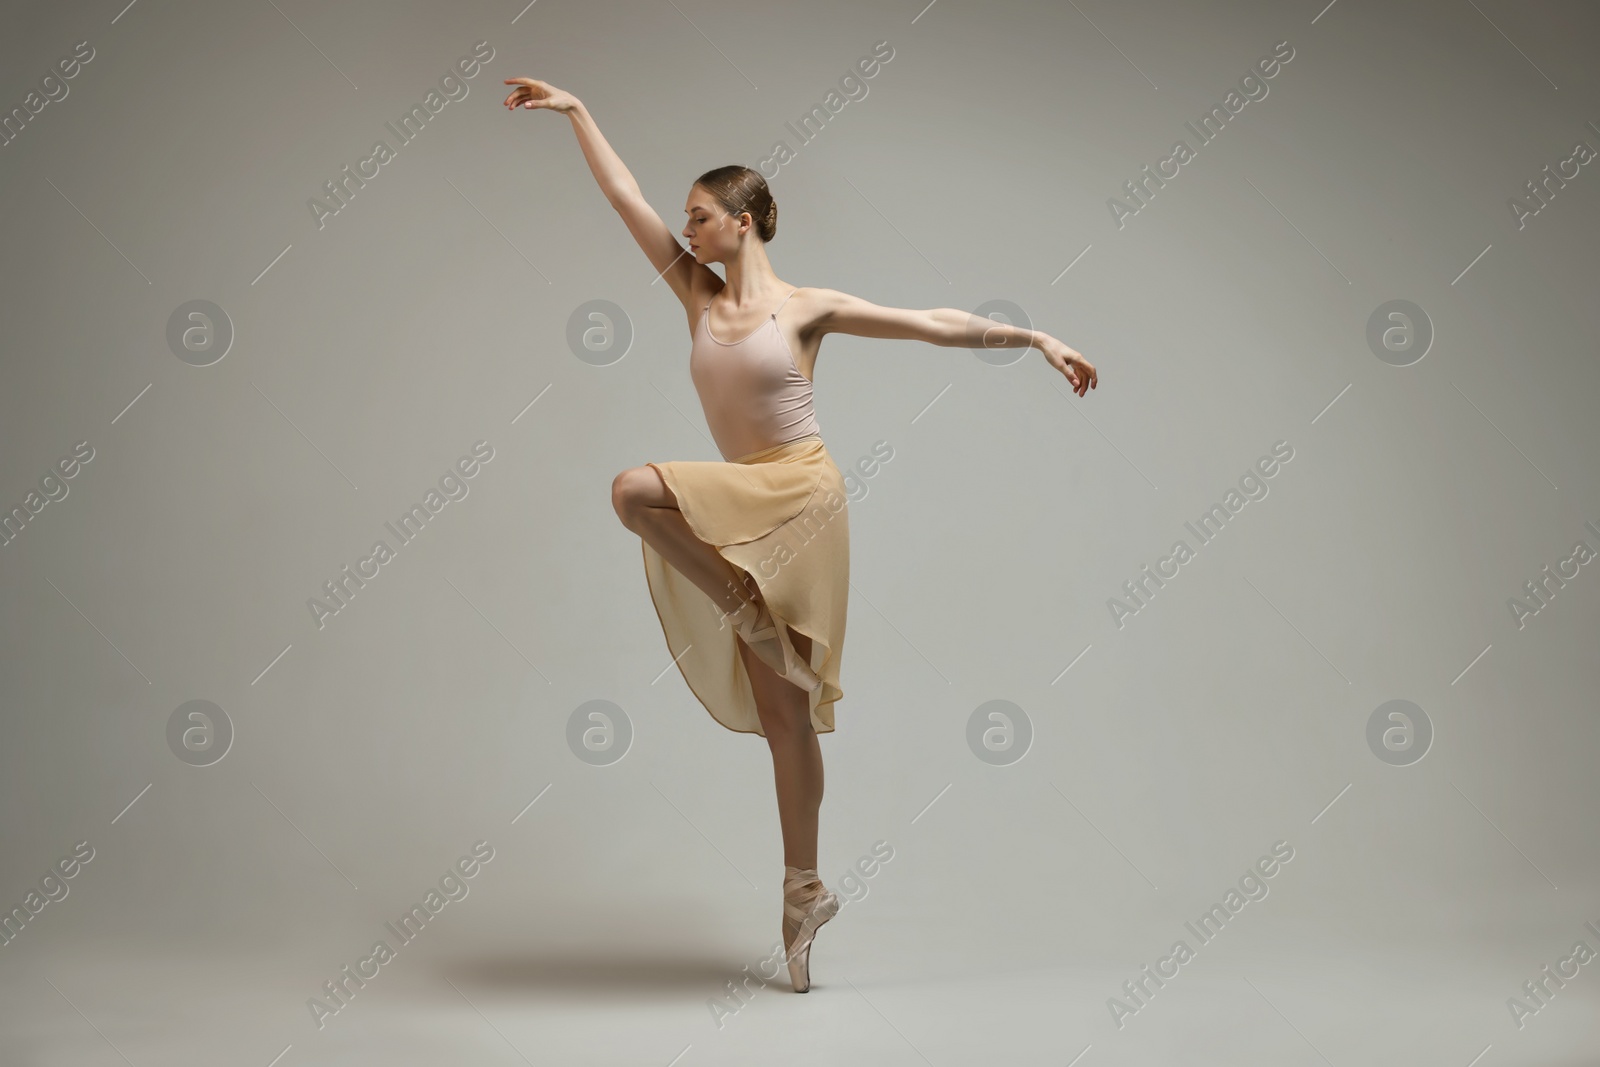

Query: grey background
[[2, 0, 1598, 1064]]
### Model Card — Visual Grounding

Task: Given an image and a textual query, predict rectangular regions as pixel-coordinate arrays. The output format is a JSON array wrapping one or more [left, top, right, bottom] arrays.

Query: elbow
[[927, 307, 965, 347]]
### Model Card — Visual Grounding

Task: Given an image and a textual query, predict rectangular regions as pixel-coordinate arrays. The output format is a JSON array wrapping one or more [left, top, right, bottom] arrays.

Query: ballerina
[[503, 75, 1097, 992]]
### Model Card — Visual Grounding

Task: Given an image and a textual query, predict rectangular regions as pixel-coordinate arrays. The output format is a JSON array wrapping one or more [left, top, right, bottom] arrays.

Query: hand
[[1041, 337, 1097, 397], [502, 77, 580, 114]]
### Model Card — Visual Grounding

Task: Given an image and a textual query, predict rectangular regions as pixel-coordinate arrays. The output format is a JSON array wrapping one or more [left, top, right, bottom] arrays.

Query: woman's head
[[683, 165, 776, 262]]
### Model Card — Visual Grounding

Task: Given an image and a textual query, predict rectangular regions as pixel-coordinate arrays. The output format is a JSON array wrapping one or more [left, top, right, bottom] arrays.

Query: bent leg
[[612, 464, 754, 617], [616, 463, 816, 690]]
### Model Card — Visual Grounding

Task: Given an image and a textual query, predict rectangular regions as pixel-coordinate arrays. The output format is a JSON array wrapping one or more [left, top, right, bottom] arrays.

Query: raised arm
[[809, 288, 1098, 396], [503, 78, 716, 318]]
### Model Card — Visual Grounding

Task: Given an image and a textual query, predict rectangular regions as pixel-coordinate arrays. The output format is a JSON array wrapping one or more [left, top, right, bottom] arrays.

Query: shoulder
[[786, 287, 854, 336], [798, 288, 919, 339]]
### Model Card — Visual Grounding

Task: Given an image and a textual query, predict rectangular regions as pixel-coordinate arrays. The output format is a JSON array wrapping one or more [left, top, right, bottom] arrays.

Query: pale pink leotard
[[690, 288, 822, 463]]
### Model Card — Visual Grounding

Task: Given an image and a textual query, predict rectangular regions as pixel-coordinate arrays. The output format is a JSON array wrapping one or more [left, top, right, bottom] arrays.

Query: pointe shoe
[[782, 866, 839, 993], [729, 598, 823, 693]]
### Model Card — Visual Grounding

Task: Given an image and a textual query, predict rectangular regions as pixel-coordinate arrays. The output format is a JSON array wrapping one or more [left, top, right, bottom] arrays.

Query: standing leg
[[740, 630, 826, 954]]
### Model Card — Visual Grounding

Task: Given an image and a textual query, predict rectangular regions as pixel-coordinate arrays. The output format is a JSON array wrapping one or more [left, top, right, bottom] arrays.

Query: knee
[[611, 469, 641, 527], [612, 467, 658, 529]]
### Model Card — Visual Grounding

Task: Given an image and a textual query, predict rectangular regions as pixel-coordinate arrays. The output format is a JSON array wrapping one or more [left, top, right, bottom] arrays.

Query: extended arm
[[811, 288, 1098, 396], [503, 78, 714, 310]]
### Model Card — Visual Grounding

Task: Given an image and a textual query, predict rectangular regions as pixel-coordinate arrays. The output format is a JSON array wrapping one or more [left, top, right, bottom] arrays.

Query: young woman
[[504, 77, 1097, 992]]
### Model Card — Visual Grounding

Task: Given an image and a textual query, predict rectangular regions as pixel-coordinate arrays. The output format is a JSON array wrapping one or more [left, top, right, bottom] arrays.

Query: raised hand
[[502, 77, 580, 113]]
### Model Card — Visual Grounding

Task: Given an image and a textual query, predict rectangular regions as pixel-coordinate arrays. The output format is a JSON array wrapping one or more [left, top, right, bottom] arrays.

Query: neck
[[717, 240, 783, 305]]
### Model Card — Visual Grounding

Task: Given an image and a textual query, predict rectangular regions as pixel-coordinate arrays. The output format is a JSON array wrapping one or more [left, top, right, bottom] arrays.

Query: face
[[682, 186, 746, 264]]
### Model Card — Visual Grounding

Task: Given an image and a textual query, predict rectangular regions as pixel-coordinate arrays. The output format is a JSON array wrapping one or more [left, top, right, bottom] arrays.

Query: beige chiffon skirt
[[641, 434, 848, 736]]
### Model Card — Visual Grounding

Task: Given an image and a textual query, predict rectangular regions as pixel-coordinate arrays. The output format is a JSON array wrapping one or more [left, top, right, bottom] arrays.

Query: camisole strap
[[771, 288, 799, 318]]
